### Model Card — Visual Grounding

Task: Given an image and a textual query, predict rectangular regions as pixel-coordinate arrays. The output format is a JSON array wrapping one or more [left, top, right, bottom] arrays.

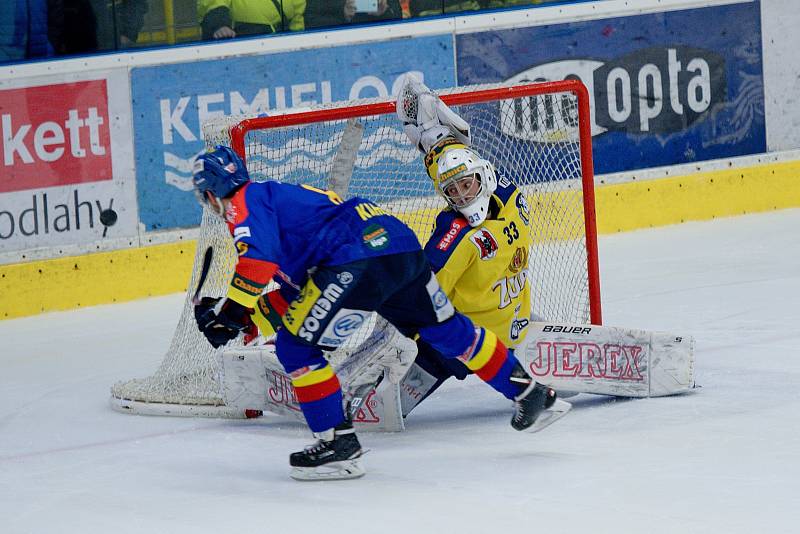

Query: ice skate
[[289, 420, 365, 481], [511, 381, 571, 433]]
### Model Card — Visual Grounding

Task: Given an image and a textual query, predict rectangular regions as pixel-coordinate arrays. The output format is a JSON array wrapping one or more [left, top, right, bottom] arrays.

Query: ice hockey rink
[[1, 208, 798, 534]]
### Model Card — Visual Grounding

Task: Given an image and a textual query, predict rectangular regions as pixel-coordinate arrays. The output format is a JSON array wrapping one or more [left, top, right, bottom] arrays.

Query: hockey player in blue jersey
[[191, 145, 561, 481]]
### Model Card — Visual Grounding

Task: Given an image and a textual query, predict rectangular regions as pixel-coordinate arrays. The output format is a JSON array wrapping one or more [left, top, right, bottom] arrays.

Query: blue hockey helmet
[[192, 146, 250, 214]]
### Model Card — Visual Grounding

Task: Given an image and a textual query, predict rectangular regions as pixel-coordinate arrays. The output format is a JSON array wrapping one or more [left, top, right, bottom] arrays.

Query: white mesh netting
[[110, 81, 599, 417]]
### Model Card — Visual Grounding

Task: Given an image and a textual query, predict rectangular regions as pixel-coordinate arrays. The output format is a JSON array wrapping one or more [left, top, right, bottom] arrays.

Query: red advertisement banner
[[0, 80, 112, 193]]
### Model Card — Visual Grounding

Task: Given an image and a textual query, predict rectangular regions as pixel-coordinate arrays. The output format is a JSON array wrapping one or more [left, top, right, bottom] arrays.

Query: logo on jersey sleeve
[[470, 229, 499, 260], [516, 193, 531, 226], [425, 273, 454, 322], [362, 224, 389, 250], [437, 218, 467, 251]]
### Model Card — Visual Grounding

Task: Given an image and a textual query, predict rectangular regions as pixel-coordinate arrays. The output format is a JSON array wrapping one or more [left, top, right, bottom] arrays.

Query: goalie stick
[[328, 118, 363, 199]]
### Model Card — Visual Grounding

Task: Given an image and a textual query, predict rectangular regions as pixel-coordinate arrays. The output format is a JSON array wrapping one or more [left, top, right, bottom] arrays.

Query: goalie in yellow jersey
[[392, 72, 537, 417]]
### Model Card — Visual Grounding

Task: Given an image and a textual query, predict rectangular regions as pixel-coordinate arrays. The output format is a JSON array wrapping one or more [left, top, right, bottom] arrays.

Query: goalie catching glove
[[194, 297, 254, 348], [395, 72, 470, 154]]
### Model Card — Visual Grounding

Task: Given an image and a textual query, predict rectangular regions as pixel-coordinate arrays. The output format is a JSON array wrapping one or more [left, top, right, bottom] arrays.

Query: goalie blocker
[[218, 320, 694, 430]]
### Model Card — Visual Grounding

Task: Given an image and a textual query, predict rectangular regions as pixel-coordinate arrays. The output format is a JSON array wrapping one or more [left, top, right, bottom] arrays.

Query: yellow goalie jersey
[[423, 177, 533, 348]]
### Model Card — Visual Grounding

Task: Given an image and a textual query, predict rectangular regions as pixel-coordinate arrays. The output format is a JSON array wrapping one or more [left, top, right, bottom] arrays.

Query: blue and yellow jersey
[[424, 177, 533, 347], [223, 181, 420, 308]]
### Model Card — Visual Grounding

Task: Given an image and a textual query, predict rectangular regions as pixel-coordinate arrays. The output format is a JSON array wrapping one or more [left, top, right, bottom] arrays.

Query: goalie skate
[[512, 382, 572, 433], [289, 421, 365, 481]]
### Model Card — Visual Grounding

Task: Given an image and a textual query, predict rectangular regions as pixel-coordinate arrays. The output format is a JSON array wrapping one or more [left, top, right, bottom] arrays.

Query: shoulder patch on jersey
[[436, 217, 469, 252], [470, 228, 499, 260]]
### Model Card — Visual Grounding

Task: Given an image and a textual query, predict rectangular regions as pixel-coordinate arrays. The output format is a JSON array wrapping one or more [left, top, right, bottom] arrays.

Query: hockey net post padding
[[110, 79, 601, 418]]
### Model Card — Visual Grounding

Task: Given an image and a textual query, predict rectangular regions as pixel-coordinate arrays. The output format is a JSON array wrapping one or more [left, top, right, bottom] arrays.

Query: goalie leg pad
[[351, 379, 405, 432], [516, 322, 696, 397], [336, 317, 415, 432], [397, 341, 470, 417]]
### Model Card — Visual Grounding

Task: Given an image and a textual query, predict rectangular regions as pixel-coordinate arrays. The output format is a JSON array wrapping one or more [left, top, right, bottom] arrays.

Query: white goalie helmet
[[435, 147, 498, 227]]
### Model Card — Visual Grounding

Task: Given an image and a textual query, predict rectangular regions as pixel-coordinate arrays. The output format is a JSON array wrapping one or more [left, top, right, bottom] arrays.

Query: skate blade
[[290, 458, 366, 481], [523, 399, 572, 433]]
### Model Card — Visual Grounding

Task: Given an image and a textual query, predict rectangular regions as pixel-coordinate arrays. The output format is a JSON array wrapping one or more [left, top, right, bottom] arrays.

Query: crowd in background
[[1, 0, 582, 65]]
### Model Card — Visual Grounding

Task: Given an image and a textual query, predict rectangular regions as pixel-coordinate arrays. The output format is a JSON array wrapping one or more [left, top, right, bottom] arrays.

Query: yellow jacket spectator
[[198, 0, 306, 40]]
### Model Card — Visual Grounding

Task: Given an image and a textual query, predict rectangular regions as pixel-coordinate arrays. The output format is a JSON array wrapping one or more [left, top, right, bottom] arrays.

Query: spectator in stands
[[305, 0, 403, 30], [1, 0, 57, 63], [57, 0, 148, 55], [198, 0, 306, 40], [106, 0, 149, 48]]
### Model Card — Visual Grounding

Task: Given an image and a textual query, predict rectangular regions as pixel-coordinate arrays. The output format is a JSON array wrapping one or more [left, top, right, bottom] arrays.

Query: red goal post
[[109, 79, 601, 418]]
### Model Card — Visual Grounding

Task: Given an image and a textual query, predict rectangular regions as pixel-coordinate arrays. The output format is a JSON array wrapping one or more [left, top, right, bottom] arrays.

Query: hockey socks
[[290, 363, 345, 432], [459, 328, 523, 400]]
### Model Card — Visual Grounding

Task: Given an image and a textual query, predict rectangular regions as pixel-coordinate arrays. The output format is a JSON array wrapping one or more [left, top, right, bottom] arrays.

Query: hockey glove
[[194, 297, 253, 348], [251, 289, 288, 338], [395, 72, 470, 154]]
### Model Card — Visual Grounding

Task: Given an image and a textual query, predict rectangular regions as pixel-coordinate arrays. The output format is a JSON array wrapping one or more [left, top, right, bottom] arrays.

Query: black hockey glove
[[194, 297, 253, 348]]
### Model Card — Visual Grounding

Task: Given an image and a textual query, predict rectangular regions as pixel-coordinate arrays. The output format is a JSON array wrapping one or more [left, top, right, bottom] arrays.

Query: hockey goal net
[[110, 79, 601, 417]]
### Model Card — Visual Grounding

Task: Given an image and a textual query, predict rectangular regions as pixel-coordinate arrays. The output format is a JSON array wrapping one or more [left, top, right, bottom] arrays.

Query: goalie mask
[[192, 146, 250, 217], [435, 147, 497, 227]]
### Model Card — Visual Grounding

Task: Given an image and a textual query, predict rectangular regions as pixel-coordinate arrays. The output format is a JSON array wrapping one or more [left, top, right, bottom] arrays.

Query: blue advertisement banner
[[131, 35, 455, 230], [456, 2, 765, 176]]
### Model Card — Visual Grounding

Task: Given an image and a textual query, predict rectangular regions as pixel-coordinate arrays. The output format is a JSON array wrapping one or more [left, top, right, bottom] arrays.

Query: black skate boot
[[289, 419, 364, 481], [510, 366, 572, 433]]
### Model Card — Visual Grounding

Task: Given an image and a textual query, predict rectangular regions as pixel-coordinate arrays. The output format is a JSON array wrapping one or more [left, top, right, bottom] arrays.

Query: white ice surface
[[2, 210, 799, 534]]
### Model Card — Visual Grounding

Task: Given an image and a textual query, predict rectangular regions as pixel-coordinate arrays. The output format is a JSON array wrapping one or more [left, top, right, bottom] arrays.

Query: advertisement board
[[131, 34, 456, 231], [0, 72, 137, 252], [456, 2, 765, 175]]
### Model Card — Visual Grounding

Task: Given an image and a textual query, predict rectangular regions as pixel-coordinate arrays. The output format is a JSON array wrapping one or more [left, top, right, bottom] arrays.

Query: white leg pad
[[516, 322, 696, 397]]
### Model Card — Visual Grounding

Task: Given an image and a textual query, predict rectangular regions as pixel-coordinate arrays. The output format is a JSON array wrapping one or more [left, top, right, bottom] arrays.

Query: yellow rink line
[[0, 241, 197, 319], [2, 158, 800, 320]]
